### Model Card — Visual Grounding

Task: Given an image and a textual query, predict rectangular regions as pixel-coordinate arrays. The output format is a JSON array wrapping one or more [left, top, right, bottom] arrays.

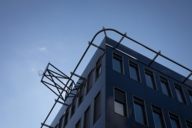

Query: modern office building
[[40, 28, 192, 128]]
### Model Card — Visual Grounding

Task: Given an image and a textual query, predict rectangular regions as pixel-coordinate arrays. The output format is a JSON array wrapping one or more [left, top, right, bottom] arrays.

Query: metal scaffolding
[[40, 27, 192, 128]]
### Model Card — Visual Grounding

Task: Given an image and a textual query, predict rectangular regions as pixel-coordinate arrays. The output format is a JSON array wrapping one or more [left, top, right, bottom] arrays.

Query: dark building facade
[[41, 29, 192, 128]]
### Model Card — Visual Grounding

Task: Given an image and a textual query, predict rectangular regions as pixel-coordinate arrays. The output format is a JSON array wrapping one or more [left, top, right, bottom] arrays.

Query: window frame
[[93, 92, 101, 124], [133, 96, 148, 126], [169, 112, 181, 128], [151, 105, 166, 128], [83, 106, 91, 128], [160, 76, 172, 97], [112, 52, 124, 74], [144, 68, 156, 90], [174, 83, 186, 104], [128, 60, 141, 82], [95, 56, 102, 80], [113, 87, 127, 117]]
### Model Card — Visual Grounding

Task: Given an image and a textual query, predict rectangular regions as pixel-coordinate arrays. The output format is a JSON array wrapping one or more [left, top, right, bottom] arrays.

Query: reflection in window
[[145, 70, 156, 89], [170, 113, 180, 128], [175, 84, 185, 103], [114, 88, 126, 116], [133, 97, 147, 125], [152, 106, 165, 128], [113, 53, 123, 74], [129, 61, 140, 81], [160, 77, 171, 97]]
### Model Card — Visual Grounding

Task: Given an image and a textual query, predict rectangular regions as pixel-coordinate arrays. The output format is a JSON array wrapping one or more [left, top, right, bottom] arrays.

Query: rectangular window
[[114, 88, 126, 116], [96, 57, 102, 80], [133, 97, 147, 125], [87, 70, 94, 93], [59, 115, 64, 128], [64, 110, 69, 127], [160, 77, 171, 97], [94, 92, 101, 123], [112, 53, 123, 74], [186, 120, 192, 128], [145, 69, 156, 89], [188, 91, 192, 104], [129, 61, 140, 82], [84, 106, 90, 128], [175, 84, 185, 103], [78, 82, 85, 106], [76, 119, 81, 128], [170, 113, 180, 128], [71, 100, 76, 117], [152, 106, 165, 128]]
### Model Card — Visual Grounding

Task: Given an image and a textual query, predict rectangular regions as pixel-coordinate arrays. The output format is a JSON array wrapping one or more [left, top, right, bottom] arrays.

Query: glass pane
[[94, 93, 101, 123], [113, 55, 122, 73], [134, 103, 145, 125], [145, 72, 155, 89], [129, 64, 139, 81], [170, 118, 180, 128], [114, 101, 125, 116], [153, 112, 164, 128], [175, 88, 184, 103], [189, 92, 192, 104], [160, 80, 170, 96], [84, 107, 90, 128]]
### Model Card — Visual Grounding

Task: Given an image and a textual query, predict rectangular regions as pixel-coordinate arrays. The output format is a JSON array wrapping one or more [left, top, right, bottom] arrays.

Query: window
[[84, 106, 90, 128], [87, 70, 94, 93], [59, 115, 64, 128], [145, 69, 156, 89], [78, 82, 85, 106], [71, 100, 76, 117], [188, 91, 192, 104], [114, 88, 127, 116], [129, 61, 140, 81], [175, 84, 185, 103], [160, 77, 171, 97], [152, 106, 165, 128], [169, 113, 180, 128], [76, 119, 81, 128], [64, 110, 69, 127], [94, 92, 101, 123], [186, 120, 192, 128], [55, 124, 59, 128], [112, 53, 123, 74], [133, 97, 147, 125], [96, 57, 102, 80]]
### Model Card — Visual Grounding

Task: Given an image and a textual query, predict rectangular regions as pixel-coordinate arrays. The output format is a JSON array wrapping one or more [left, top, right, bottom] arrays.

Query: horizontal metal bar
[[89, 42, 105, 51], [41, 123, 54, 128]]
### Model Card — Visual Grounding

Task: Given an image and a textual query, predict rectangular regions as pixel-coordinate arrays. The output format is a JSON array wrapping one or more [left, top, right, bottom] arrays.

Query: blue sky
[[0, 1, 192, 128]]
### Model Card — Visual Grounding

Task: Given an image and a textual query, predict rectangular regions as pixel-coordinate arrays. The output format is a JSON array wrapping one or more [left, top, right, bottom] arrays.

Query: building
[[40, 28, 192, 128]]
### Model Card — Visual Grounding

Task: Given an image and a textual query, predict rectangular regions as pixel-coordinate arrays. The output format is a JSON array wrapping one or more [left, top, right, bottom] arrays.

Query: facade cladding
[[44, 33, 192, 128]]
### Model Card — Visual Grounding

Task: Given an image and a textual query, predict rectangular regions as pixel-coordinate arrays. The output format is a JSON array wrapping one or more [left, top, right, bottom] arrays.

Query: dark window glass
[[64, 110, 69, 126], [133, 98, 147, 125], [96, 57, 102, 80], [87, 70, 94, 93], [112, 53, 123, 74], [71, 101, 76, 117], [78, 82, 85, 106], [114, 88, 126, 116], [187, 120, 192, 128], [188, 91, 192, 104], [152, 106, 165, 128], [55, 124, 59, 128], [129, 61, 140, 81], [175, 84, 185, 103], [145, 70, 156, 89], [170, 113, 180, 128], [84, 107, 90, 128], [76, 119, 81, 128], [160, 77, 171, 96], [94, 92, 101, 123], [59, 115, 64, 128]]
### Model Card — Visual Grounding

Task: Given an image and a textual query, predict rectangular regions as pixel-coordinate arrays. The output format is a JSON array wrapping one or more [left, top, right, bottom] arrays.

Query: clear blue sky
[[0, 1, 192, 128]]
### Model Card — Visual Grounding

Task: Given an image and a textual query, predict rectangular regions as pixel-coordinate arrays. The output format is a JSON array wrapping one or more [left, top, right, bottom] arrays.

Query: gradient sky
[[0, 1, 192, 128]]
